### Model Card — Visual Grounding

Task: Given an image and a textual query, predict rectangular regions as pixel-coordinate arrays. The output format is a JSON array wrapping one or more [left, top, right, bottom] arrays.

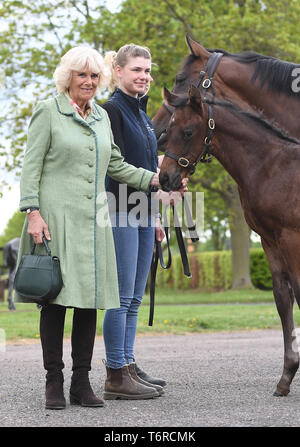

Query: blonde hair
[[54, 46, 111, 94], [104, 43, 152, 92]]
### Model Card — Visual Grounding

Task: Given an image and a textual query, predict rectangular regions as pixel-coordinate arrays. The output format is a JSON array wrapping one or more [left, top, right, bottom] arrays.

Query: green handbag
[[14, 235, 63, 304]]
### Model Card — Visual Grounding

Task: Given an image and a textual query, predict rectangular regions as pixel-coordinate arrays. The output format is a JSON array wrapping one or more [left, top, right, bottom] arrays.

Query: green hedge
[[155, 248, 272, 291], [250, 248, 273, 290]]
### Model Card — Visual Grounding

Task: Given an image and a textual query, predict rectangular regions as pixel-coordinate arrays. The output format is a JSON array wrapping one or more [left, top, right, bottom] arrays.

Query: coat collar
[[55, 92, 103, 124], [110, 88, 148, 114]]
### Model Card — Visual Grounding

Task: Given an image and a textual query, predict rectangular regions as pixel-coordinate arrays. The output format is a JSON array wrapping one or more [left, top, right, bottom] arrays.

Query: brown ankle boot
[[128, 362, 164, 396], [45, 371, 66, 410], [70, 370, 104, 407], [103, 364, 159, 400]]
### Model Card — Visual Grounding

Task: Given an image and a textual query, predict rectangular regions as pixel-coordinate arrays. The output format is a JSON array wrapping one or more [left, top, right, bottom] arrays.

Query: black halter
[[164, 52, 223, 174]]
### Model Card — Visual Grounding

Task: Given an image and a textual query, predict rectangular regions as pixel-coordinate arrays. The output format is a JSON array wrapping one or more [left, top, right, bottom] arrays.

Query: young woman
[[101, 44, 169, 400]]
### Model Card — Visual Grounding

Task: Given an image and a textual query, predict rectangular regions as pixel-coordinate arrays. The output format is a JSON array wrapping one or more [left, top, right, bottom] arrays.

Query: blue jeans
[[103, 212, 155, 369]]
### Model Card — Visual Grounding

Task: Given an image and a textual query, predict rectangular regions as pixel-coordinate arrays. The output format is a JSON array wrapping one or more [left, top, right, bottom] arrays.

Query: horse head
[[159, 85, 210, 191], [153, 34, 275, 153], [152, 35, 212, 150]]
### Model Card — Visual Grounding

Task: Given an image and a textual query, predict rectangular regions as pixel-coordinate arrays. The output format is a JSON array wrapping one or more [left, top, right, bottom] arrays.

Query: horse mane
[[183, 49, 300, 98], [168, 87, 300, 144], [205, 96, 300, 145]]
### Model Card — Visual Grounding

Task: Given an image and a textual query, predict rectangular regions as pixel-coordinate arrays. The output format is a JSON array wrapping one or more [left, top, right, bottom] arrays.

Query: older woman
[[15, 46, 160, 409]]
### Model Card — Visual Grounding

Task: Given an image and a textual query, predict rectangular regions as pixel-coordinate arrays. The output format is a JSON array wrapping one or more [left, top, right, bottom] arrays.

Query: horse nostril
[[171, 172, 182, 190], [159, 172, 171, 192]]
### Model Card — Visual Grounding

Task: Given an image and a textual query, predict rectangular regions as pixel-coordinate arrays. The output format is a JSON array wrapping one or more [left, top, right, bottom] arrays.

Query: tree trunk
[[196, 174, 254, 289], [227, 185, 254, 289]]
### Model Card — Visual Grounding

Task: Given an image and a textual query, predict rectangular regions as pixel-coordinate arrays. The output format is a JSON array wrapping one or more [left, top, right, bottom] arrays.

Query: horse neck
[[253, 94, 299, 138], [208, 107, 283, 189], [152, 106, 168, 138], [215, 58, 300, 138]]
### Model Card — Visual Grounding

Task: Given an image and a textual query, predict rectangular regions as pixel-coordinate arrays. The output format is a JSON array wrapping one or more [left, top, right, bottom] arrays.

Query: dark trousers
[[40, 304, 97, 376]]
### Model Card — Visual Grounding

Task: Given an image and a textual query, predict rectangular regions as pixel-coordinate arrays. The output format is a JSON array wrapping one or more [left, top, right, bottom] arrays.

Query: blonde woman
[[101, 44, 170, 400], [15, 46, 160, 409]]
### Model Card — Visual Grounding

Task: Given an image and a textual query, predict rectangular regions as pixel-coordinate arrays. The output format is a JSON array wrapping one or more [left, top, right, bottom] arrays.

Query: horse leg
[[7, 270, 16, 311], [261, 239, 299, 396], [273, 276, 298, 396]]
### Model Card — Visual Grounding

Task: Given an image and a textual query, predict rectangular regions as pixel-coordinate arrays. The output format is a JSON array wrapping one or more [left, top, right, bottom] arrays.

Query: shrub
[[155, 248, 272, 291], [250, 248, 273, 290]]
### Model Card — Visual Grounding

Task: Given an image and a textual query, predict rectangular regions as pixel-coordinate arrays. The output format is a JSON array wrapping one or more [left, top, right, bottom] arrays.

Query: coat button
[[89, 147, 94, 151], [87, 194, 93, 199], [84, 130, 92, 136], [88, 162, 94, 167], [88, 178, 93, 183]]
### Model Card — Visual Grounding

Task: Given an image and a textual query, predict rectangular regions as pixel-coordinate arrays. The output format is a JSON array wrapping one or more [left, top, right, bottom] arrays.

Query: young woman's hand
[[155, 176, 188, 206], [158, 155, 164, 169], [155, 218, 165, 242]]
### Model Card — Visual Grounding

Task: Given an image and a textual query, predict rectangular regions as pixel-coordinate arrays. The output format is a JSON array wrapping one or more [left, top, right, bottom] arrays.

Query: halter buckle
[[208, 118, 215, 130], [202, 78, 212, 89], [178, 157, 190, 168]]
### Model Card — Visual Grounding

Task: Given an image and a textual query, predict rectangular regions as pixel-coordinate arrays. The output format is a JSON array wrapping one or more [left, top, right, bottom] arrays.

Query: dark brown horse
[[3, 237, 19, 311], [153, 35, 300, 146], [159, 85, 300, 397]]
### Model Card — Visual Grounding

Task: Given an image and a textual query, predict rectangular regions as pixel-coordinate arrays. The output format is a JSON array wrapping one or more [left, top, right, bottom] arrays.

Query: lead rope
[[149, 204, 199, 326]]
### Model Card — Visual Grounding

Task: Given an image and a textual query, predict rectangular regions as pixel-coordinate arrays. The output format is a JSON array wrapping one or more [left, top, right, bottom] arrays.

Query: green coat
[[14, 93, 155, 309]]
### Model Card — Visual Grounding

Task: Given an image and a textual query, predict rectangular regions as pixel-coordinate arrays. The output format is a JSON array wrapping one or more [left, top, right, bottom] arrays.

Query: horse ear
[[188, 84, 204, 113], [186, 34, 210, 59], [163, 87, 180, 107]]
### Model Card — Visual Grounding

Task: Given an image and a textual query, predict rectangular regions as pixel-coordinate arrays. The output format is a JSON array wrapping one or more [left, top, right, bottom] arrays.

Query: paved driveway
[[1, 329, 300, 428]]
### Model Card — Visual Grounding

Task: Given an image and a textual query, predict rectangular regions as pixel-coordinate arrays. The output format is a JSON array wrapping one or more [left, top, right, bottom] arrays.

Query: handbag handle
[[31, 233, 52, 256]]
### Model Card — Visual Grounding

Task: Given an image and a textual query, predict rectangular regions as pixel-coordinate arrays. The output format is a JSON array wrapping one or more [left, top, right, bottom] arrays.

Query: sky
[[0, 0, 123, 236]]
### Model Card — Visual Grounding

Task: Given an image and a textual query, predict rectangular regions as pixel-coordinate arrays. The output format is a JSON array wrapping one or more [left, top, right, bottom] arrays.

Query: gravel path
[[1, 329, 300, 428]]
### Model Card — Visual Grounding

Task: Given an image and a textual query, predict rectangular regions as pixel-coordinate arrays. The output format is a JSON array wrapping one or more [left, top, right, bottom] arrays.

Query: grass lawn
[[0, 287, 292, 343], [142, 287, 275, 305]]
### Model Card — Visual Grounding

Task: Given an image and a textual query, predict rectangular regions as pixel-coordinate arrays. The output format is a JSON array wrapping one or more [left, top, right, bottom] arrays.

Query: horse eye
[[175, 73, 187, 85]]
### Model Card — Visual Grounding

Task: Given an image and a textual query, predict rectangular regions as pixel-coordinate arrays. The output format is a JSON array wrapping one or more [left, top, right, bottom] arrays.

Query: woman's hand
[[180, 177, 188, 194], [155, 217, 165, 242], [155, 177, 188, 206], [150, 173, 160, 187], [27, 211, 51, 244]]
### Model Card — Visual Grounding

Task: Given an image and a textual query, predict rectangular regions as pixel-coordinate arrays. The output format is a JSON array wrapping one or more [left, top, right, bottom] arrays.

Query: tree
[[1, 0, 300, 288], [2, 0, 300, 170], [0, 211, 25, 245], [97, 0, 300, 288], [0, 0, 116, 172]]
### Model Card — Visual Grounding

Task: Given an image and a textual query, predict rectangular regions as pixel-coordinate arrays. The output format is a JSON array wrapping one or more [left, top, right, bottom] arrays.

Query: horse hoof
[[273, 387, 290, 397]]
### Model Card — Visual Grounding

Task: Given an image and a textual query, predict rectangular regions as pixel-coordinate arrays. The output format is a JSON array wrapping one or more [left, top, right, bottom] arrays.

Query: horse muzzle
[[159, 170, 183, 192]]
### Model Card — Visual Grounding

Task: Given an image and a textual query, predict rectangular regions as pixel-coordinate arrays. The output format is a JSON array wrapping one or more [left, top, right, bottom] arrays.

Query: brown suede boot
[[45, 371, 66, 410], [70, 309, 104, 407], [103, 363, 159, 400], [70, 369, 104, 407], [128, 362, 164, 396], [40, 305, 66, 410]]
